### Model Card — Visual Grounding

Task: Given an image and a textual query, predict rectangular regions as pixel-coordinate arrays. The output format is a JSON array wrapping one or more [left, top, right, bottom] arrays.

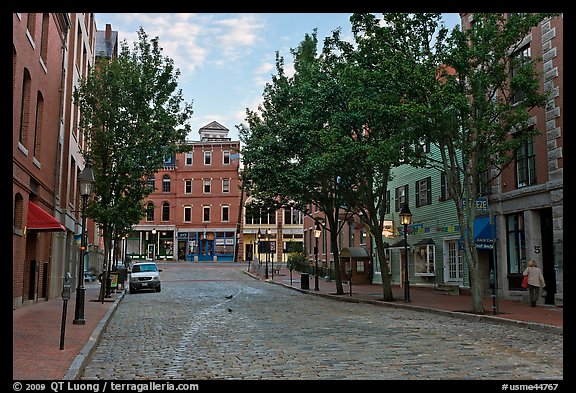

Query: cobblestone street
[[79, 263, 563, 380]]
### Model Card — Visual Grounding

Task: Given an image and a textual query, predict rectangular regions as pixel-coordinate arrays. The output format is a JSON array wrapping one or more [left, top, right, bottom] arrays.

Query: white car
[[129, 262, 162, 293]]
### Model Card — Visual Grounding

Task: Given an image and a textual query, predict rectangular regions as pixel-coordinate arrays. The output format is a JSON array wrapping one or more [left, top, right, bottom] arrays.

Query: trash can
[[300, 273, 310, 290], [117, 267, 127, 289]]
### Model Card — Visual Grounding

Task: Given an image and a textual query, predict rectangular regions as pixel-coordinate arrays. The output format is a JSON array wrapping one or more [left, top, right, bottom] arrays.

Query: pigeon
[[225, 295, 233, 299], [227, 308, 233, 312]]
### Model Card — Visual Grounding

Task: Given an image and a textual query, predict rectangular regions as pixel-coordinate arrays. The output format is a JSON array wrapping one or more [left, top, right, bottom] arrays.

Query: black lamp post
[[399, 202, 412, 302], [73, 159, 95, 325], [314, 222, 322, 290], [265, 228, 270, 279], [257, 228, 262, 270]]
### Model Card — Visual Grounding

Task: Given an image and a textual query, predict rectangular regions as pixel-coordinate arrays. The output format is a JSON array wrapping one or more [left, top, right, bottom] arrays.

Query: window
[[162, 202, 170, 221], [374, 248, 392, 275], [162, 175, 171, 193], [147, 176, 155, 192], [506, 213, 526, 275], [511, 45, 531, 105], [348, 221, 354, 247], [146, 203, 154, 222], [184, 179, 192, 194], [204, 151, 212, 165], [223, 150, 230, 165], [203, 206, 211, 222], [415, 177, 431, 207], [440, 171, 459, 201], [416, 138, 430, 154], [284, 208, 303, 225], [415, 243, 435, 275], [394, 185, 408, 212], [40, 13, 49, 64], [221, 206, 230, 222], [33, 92, 44, 159], [203, 179, 211, 194], [26, 13, 37, 39], [183, 206, 191, 222], [515, 137, 536, 188], [19, 69, 32, 146], [185, 152, 192, 166], [385, 190, 390, 214], [222, 179, 230, 193]]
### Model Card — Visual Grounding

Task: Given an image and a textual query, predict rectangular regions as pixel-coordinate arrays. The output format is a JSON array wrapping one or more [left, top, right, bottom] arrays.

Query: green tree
[[240, 31, 355, 294], [415, 13, 554, 312], [74, 27, 193, 300]]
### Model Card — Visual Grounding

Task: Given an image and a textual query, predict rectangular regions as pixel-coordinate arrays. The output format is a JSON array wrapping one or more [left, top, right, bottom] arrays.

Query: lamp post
[[257, 228, 262, 270], [399, 202, 412, 302], [73, 159, 95, 325], [151, 229, 157, 260], [314, 221, 322, 290], [265, 229, 270, 279]]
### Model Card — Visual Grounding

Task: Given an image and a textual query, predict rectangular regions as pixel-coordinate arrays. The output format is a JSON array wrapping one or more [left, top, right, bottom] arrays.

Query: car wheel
[[156, 284, 161, 292], [130, 287, 137, 294]]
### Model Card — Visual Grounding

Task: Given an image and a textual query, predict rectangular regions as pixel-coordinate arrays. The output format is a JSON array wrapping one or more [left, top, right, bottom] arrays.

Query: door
[[198, 239, 214, 261], [444, 239, 464, 284], [178, 241, 186, 261], [147, 244, 155, 260]]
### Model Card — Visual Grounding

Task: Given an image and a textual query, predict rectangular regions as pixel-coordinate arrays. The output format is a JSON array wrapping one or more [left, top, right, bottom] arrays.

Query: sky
[[95, 13, 462, 143]]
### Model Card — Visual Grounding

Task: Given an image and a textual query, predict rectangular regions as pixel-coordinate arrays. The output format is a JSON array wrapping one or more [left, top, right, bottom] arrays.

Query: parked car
[[129, 262, 162, 294]]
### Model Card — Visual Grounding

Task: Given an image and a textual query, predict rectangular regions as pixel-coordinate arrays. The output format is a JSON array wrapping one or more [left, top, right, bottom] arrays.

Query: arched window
[[19, 69, 32, 146], [162, 202, 170, 221]]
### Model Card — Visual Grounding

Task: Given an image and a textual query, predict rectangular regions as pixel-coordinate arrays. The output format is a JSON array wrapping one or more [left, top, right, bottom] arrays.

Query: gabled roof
[[199, 121, 229, 132]]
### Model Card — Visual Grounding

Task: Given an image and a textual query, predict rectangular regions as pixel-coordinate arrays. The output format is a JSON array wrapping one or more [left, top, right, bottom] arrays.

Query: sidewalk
[[13, 284, 123, 381], [13, 265, 562, 381], [248, 266, 563, 334]]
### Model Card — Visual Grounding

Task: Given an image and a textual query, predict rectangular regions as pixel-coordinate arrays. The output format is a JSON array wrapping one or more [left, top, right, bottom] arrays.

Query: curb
[[63, 290, 126, 380], [246, 271, 563, 336]]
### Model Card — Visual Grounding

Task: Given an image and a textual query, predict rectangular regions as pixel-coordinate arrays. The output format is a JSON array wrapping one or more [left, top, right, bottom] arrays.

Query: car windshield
[[132, 264, 158, 273]]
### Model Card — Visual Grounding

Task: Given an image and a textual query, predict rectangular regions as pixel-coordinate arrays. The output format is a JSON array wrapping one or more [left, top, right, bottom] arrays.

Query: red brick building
[[130, 122, 242, 262], [13, 13, 112, 309], [13, 13, 72, 308]]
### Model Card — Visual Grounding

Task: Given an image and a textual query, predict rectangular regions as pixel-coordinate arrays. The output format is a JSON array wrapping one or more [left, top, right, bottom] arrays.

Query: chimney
[[105, 24, 112, 41]]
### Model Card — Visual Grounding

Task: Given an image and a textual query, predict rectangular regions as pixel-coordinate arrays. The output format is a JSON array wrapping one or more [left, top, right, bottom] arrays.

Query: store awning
[[27, 202, 65, 232], [340, 247, 369, 258], [413, 238, 435, 247], [459, 216, 494, 249], [474, 216, 494, 249], [389, 239, 410, 248]]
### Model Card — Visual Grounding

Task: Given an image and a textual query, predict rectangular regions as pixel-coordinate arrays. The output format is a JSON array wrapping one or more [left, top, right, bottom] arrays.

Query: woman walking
[[523, 260, 546, 307]]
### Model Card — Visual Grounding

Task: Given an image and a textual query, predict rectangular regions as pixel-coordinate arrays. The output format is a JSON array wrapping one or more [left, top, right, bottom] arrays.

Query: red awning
[[27, 202, 65, 232]]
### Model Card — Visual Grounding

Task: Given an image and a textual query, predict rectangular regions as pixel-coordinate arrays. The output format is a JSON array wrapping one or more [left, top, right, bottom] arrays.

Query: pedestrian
[[523, 260, 545, 307]]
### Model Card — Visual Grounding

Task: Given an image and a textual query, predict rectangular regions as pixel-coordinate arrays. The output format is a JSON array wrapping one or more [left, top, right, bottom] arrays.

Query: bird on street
[[227, 308, 233, 312], [225, 295, 233, 299]]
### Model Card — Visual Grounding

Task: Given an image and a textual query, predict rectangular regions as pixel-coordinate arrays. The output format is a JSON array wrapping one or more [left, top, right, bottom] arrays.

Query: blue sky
[[96, 13, 462, 142]]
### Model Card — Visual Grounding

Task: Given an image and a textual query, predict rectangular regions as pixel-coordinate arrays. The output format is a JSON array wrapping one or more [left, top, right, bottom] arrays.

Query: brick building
[[13, 13, 113, 309], [130, 122, 242, 262]]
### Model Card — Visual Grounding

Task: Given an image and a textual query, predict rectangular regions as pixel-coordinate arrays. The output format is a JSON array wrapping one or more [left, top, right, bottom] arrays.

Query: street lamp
[[265, 228, 271, 279], [151, 229, 157, 260], [257, 228, 262, 269], [73, 159, 95, 325], [399, 202, 412, 302], [314, 221, 322, 290]]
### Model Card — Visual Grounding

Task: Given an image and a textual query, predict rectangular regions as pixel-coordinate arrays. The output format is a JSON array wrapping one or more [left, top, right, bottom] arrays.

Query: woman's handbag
[[522, 274, 529, 288]]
